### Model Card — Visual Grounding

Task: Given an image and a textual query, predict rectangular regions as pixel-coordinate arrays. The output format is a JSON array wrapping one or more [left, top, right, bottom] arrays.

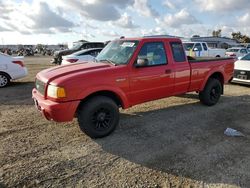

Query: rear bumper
[[11, 67, 28, 80], [32, 89, 80, 122]]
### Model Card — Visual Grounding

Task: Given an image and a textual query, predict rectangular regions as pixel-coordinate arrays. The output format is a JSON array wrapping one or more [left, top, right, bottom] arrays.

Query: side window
[[97, 43, 104, 48], [80, 52, 87, 56], [202, 43, 208, 51], [170, 42, 186, 62], [81, 44, 87, 50], [137, 42, 167, 66], [89, 50, 99, 57], [194, 43, 202, 51]]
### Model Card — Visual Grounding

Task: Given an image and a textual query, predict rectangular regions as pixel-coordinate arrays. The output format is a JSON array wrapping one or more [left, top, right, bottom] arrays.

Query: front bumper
[[232, 78, 250, 85], [32, 89, 80, 122]]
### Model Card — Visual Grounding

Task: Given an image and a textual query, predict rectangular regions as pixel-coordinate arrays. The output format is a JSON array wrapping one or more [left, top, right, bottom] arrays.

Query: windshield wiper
[[98, 59, 117, 65]]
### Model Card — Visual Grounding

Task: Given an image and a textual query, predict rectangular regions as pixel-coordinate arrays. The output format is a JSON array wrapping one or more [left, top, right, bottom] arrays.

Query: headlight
[[47, 85, 66, 98]]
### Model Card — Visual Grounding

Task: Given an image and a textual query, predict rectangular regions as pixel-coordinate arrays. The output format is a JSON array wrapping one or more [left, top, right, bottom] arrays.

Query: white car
[[232, 53, 250, 85], [183, 42, 226, 57], [225, 47, 248, 58], [61, 48, 103, 65], [0, 52, 28, 88]]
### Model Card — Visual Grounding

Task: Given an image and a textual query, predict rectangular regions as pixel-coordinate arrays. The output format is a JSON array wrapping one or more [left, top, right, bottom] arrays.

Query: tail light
[[12, 61, 24, 67], [66, 59, 78, 63], [230, 54, 236, 57]]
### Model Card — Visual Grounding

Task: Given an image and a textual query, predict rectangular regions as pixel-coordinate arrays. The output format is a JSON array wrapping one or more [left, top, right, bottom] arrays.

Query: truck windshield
[[95, 40, 139, 65], [241, 53, 250, 61], [183, 43, 194, 51]]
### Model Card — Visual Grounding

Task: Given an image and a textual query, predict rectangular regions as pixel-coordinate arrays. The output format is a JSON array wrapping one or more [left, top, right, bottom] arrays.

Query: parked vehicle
[[51, 42, 104, 65], [243, 43, 250, 52], [17, 48, 34, 56], [33, 36, 235, 138], [231, 53, 250, 85], [225, 47, 248, 58], [183, 42, 226, 57], [61, 48, 103, 65], [4, 48, 12, 56], [0, 52, 28, 87]]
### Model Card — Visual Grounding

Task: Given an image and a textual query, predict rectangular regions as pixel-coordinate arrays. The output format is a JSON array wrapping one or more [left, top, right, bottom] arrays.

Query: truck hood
[[37, 62, 110, 83], [235, 60, 250, 71]]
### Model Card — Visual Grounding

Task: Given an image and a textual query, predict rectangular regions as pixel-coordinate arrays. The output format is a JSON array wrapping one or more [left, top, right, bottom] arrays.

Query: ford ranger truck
[[32, 36, 235, 138]]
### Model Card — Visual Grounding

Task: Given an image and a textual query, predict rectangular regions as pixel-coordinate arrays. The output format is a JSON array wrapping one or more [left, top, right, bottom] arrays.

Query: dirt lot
[[0, 56, 250, 188]]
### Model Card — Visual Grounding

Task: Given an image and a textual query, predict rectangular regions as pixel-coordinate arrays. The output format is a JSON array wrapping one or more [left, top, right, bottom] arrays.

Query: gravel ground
[[0, 56, 250, 188]]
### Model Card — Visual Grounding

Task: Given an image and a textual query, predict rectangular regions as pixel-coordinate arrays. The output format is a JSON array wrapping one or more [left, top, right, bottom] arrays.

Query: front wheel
[[77, 96, 119, 138], [0, 73, 10, 88], [199, 78, 222, 106]]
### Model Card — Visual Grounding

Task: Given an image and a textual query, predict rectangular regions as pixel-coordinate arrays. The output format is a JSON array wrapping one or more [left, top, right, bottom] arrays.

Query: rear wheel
[[199, 78, 222, 106], [77, 96, 119, 138], [0, 73, 10, 88]]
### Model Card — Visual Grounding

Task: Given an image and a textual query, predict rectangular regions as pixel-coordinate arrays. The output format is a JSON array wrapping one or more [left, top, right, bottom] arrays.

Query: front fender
[[77, 85, 130, 109]]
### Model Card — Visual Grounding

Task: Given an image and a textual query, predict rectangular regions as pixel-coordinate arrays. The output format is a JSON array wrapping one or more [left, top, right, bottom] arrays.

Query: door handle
[[165, 69, 172, 74]]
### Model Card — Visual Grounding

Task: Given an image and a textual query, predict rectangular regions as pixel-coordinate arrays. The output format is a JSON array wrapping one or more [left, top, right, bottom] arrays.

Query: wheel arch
[[200, 71, 225, 94], [77, 89, 129, 110], [0, 71, 12, 79]]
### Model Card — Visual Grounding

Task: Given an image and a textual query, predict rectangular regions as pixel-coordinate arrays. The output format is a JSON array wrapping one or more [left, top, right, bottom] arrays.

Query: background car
[[225, 47, 248, 58], [61, 48, 103, 65], [51, 42, 104, 65], [0, 52, 28, 87], [232, 53, 250, 85]]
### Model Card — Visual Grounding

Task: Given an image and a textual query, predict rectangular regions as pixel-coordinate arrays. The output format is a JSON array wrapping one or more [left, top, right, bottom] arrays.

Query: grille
[[234, 69, 250, 80], [35, 79, 45, 95]]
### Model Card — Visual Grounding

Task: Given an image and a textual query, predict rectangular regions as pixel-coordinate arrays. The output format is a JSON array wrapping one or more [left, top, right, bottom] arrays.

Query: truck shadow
[[0, 81, 35, 105], [96, 95, 250, 186]]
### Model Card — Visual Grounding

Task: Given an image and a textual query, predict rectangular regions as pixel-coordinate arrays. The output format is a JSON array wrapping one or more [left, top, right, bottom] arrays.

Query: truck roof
[[183, 41, 205, 43], [119, 35, 182, 42]]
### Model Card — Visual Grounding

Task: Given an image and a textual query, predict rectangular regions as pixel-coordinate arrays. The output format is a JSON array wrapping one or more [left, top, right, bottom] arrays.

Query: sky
[[0, 0, 250, 44]]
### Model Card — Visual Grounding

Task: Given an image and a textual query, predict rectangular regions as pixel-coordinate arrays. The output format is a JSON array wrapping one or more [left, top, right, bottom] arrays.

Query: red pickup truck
[[32, 36, 234, 138]]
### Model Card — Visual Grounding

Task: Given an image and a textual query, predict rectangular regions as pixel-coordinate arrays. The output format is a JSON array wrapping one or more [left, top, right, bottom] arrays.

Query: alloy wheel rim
[[0, 75, 8, 87], [210, 86, 220, 101], [92, 107, 112, 131]]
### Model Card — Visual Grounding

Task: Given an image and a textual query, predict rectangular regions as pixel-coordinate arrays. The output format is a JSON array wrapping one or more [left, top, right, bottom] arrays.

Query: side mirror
[[193, 47, 199, 52], [135, 58, 148, 67]]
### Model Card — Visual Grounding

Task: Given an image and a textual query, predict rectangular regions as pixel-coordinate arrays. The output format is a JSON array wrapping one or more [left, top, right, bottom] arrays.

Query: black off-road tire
[[0, 73, 10, 88], [77, 96, 119, 138], [199, 78, 222, 106]]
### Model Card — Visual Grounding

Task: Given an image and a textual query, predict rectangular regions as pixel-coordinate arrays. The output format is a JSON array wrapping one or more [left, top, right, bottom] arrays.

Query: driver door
[[128, 42, 174, 105]]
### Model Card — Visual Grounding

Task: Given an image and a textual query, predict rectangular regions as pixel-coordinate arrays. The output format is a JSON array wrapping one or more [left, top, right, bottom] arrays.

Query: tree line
[[212, 29, 250, 43]]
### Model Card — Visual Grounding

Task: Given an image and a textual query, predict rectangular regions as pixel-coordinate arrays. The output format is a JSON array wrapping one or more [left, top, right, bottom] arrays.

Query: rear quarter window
[[170, 42, 186, 62]]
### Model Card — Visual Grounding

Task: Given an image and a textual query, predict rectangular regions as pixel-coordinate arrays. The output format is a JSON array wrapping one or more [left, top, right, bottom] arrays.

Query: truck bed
[[187, 56, 234, 63], [187, 56, 235, 92]]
